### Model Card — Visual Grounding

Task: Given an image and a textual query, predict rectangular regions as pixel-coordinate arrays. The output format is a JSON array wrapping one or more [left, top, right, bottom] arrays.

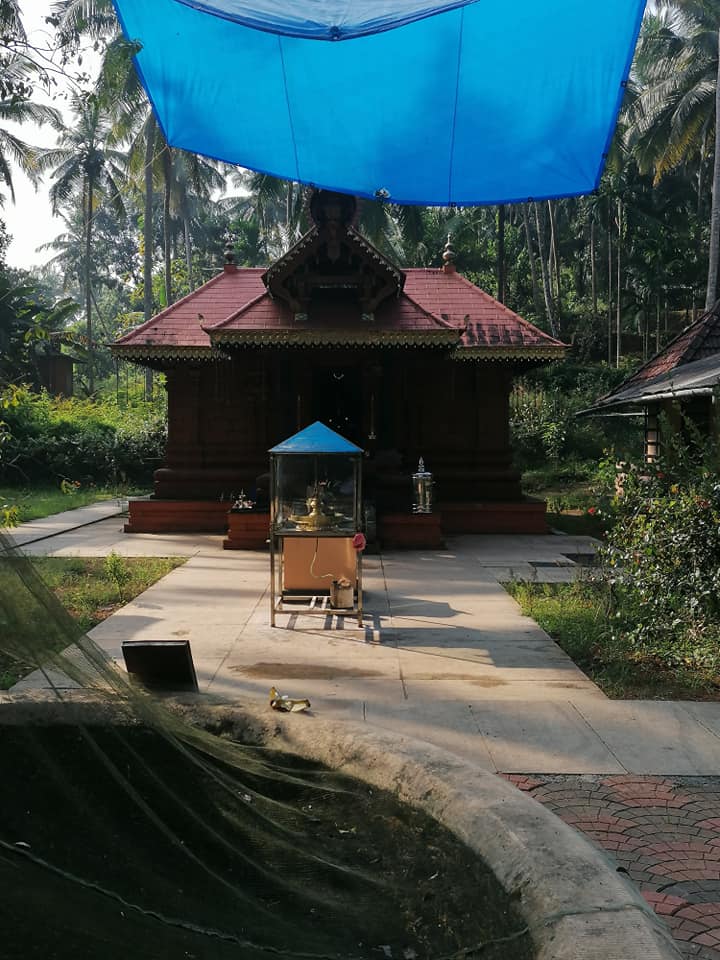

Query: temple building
[[112, 191, 565, 544]]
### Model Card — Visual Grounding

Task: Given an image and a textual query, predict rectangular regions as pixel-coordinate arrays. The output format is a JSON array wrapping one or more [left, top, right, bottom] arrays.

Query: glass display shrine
[[269, 422, 363, 626]]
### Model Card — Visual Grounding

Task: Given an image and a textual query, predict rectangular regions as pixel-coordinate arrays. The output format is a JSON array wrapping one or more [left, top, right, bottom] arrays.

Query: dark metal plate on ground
[[121, 639, 198, 691]]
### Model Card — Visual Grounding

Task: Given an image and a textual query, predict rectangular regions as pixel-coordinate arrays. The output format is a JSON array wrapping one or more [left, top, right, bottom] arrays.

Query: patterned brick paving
[[501, 774, 720, 959]]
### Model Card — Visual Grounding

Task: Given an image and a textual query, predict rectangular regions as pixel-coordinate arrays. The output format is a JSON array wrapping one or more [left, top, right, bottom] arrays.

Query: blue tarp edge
[[590, 0, 647, 194], [170, 0, 481, 41]]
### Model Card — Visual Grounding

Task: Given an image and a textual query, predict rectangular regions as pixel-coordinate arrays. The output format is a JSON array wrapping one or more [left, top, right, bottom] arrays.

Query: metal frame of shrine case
[[268, 423, 363, 626]]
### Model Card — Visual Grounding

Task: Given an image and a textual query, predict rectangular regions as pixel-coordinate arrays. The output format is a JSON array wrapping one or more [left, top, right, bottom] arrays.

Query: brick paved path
[[503, 774, 720, 958]]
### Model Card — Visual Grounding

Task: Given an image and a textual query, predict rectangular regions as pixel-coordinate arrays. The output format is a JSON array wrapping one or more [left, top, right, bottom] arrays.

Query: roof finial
[[442, 233, 456, 274], [224, 238, 236, 267]]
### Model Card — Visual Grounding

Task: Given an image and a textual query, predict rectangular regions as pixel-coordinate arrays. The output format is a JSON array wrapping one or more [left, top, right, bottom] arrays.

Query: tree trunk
[[590, 217, 598, 321], [497, 203, 506, 304], [607, 201, 613, 366], [90, 287, 111, 341], [184, 214, 192, 292], [522, 203, 541, 310], [547, 200, 562, 334], [85, 178, 94, 395], [163, 147, 173, 308], [143, 114, 156, 402], [533, 202, 557, 336], [616, 198, 622, 368], [698, 129, 707, 225], [705, 29, 720, 310], [697, 130, 707, 321]]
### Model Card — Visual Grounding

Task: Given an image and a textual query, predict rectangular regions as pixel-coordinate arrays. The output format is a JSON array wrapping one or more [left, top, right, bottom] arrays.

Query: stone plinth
[[379, 513, 444, 549], [223, 512, 270, 550], [439, 500, 548, 534], [124, 499, 229, 533]]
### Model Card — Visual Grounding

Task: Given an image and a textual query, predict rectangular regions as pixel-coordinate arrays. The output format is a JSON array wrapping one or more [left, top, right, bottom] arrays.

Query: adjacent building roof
[[582, 353, 720, 415], [623, 301, 720, 386], [584, 300, 720, 414], [113, 264, 564, 363]]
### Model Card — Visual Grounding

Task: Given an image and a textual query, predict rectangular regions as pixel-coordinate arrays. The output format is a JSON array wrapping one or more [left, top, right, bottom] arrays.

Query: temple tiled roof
[[113, 266, 266, 356], [113, 263, 565, 361], [403, 270, 565, 355], [206, 284, 458, 347]]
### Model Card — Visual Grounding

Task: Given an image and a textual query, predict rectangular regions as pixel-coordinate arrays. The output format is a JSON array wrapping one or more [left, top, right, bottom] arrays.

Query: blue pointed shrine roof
[[270, 421, 363, 455], [111, 0, 645, 206]]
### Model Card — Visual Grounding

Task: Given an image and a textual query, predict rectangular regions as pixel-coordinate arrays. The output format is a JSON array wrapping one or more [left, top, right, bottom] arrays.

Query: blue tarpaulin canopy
[[112, 0, 646, 205]]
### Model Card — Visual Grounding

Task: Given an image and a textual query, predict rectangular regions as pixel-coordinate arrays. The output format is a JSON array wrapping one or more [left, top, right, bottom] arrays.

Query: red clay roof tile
[[114, 266, 266, 349], [114, 263, 564, 353], [205, 285, 453, 335], [403, 269, 564, 349]]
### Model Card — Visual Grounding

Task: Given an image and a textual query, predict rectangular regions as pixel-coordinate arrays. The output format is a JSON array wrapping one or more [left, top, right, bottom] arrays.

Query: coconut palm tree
[[233, 170, 306, 258], [0, 55, 61, 203], [172, 149, 227, 289], [50, 0, 117, 48], [624, 1, 720, 308], [57, 5, 227, 395], [38, 95, 126, 392]]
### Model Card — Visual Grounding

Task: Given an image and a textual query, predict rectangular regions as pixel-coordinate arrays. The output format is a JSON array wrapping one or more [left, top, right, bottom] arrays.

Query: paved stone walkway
[[504, 774, 720, 959]]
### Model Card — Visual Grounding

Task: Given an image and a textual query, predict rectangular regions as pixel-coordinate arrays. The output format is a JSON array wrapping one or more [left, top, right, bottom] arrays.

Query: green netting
[[0, 529, 533, 959]]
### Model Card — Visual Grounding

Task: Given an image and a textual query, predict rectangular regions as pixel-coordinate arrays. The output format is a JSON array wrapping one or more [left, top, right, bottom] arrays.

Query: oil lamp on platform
[[412, 457, 434, 514]]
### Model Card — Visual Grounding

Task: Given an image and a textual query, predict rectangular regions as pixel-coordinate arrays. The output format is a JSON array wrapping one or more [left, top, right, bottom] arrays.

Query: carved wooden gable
[[263, 190, 403, 315]]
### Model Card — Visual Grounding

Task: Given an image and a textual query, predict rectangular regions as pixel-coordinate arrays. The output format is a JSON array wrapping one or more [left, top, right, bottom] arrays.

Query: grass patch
[[506, 580, 720, 700], [521, 465, 607, 537], [546, 511, 606, 537], [0, 555, 186, 689], [0, 484, 148, 524], [521, 462, 596, 503]]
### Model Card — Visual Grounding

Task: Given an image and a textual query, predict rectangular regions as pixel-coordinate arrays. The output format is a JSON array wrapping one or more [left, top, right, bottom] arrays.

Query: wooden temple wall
[[156, 351, 520, 503]]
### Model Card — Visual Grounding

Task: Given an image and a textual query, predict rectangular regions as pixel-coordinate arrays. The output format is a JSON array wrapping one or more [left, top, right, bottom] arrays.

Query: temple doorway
[[311, 364, 363, 444]]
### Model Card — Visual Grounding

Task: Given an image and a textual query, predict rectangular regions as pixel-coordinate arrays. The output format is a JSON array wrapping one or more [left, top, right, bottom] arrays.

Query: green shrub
[[103, 551, 132, 601], [0, 388, 166, 486], [598, 459, 720, 671], [510, 361, 638, 469], [507, 578, 719, 698]]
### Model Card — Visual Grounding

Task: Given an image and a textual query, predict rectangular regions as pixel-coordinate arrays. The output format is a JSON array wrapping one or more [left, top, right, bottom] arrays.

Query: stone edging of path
[[179, 699, 682, 960], [6, 500, 127, 547]]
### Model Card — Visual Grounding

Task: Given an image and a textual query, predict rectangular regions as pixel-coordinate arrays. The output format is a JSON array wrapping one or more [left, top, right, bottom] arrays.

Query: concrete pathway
[[6, 499, 128, 547], [10, 508, 720, 959], [10, 515, 720, 777], [14, 515, 221, 557]]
